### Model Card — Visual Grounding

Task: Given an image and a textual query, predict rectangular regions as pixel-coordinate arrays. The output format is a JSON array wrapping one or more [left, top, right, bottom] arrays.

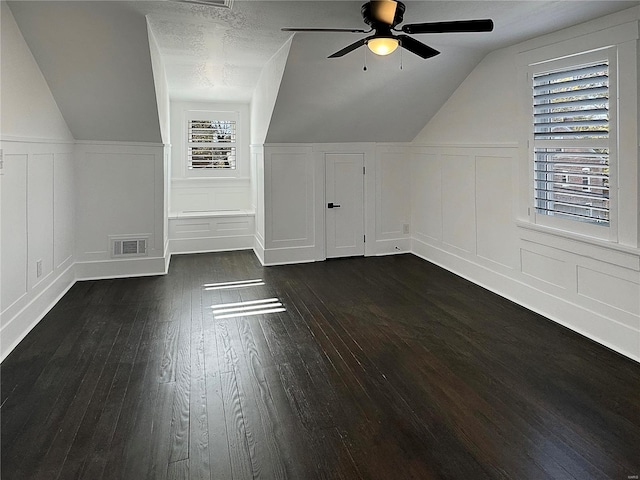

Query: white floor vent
[[111, 237, 148, 257]]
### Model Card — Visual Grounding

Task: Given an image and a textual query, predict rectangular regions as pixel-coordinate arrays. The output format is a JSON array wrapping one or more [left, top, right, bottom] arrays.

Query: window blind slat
[[533, 74, 608, 94], [535, 119, 608, 129], [534, 108, 608, 121], [534, 184, 610, 198], [534, 98, 608, 114], [533, 85, 608, 103], [534, 130, 609, 139], [533, 64, 607, 83]]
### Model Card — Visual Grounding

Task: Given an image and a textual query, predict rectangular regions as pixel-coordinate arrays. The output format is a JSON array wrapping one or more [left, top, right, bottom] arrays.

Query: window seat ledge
[[169, 209, 255, 220]]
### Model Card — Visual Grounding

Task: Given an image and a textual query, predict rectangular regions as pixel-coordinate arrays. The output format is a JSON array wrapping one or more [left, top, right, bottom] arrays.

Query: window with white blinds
[[532, 59, 611, 226], [187, 119, 236, 170]]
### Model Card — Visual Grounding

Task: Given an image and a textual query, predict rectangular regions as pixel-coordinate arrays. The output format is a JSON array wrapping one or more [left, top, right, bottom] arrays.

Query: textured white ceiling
[[264, 0, 640, 142], [7, 1, 640, 143], [139, 0, 640, 105]]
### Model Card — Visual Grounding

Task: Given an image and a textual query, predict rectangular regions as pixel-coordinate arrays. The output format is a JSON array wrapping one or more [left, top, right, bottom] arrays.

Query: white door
[[326, 153, 365, 258]]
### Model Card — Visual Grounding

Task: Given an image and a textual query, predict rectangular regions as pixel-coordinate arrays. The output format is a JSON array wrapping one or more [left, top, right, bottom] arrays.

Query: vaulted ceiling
[[7, 1, 640, 143]]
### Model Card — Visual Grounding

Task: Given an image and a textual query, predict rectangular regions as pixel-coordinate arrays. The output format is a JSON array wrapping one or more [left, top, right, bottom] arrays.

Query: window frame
[[184, 110, 241, 178], [526, 47, 618, 242]]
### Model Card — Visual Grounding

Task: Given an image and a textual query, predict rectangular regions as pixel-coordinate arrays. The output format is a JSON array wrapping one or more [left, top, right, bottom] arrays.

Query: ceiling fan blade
[[401, 19, 494, 35], [370, 0, 397, 25], [328, 37, 369, 58], [282, 27, 368, 33], [397, 35, 440, 59]]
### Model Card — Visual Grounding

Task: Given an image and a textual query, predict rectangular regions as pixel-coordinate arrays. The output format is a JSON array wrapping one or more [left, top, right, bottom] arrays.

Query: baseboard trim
[[262, 245, 317, 266], [75, 256, 168, 281], [411, 237, 640, 363], [168, 235, 254, 256], [253, 236, 266, 266], [0, 263, 76, 363], [372, 237, 411, 256]]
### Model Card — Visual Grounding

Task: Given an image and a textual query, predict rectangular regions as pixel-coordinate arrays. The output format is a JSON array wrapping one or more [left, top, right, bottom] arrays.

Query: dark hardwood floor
[[2, 251, 639, 479]]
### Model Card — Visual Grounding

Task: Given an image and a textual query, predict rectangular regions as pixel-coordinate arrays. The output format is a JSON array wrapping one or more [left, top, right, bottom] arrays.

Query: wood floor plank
[[204, 371, 233, 479], [189, 291, 211, 480], [98, 305, 162, 480], [119, 318, 170, 479], [37, 307, 139, 480], [160, 321, 181, 384], [219, 370, 253, 479], [168, 458, 190, 480], [1, 303, 105, 453], [2, 251, 639, 480], [230, 318, 288, 479], [168, 320, 192, 463], [2, 309, 119, 479], [145, 381, 178, 480], [73, 305, 149, 480]]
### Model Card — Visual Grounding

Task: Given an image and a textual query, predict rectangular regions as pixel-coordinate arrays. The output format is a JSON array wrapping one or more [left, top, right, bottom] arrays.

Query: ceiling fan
[[282, 0, 493, 59]]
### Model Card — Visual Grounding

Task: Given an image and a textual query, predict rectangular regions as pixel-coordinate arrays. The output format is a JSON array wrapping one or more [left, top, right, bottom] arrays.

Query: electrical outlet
[[36, 260, 42, 278], [403, 223, 410, 234]]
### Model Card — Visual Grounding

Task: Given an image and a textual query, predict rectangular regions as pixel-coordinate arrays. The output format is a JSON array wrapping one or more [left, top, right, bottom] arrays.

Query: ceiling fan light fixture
[[367, 37, 399, 56]]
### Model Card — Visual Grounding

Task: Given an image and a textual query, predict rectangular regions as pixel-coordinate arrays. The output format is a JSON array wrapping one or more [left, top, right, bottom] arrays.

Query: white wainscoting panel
[[577, 266, 639, 319], [476, 155, 518, 269], [252, 145, 266, 263], [441, 154, 476, 254], [1, 152, 28, 311], [411, 152, 441, 244], [53, 153, 75, 269], [170, 178, 251, 214], [520, 247, 568, 289], [410, 144, 640, 362], [74, 142, 167, 279], [0, 138, 76, 362], [263, 146, 315, 265], [375, 148, 410, 243], [169, 212, 255, 254], [269, 153, 312, 244], [28, 153, 54, 290]]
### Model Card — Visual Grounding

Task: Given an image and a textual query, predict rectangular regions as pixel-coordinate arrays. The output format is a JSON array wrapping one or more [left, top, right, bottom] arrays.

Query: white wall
[[259, 143, 410, 265], [0, 3, 76, 361], [252, 144, 266, 262], [0, 3, 74, 141], [74, 141, 167, 279], [169, 101, 251, 214], [146, 17, 171, 146], [8, 1, 162, 143], [250, 37, 292, 145], [411, 9, 640, 361]]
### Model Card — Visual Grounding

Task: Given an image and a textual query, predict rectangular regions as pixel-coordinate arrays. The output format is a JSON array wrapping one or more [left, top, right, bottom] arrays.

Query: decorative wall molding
[[412, 237, 639, 362], [0, 135, 75, 145], [410, 143, 640, 362], [168, 213, 255, 255], [1, 262, 75, 363], [75, 256, 168, 281]]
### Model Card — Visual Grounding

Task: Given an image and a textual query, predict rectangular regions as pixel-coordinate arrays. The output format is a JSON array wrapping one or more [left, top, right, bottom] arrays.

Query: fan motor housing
[[362, 1, 405, 28]]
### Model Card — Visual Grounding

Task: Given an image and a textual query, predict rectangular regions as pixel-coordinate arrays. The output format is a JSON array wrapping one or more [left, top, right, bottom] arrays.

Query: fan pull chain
[[363, 46, 368, 71], [400, 40, 403, 70]]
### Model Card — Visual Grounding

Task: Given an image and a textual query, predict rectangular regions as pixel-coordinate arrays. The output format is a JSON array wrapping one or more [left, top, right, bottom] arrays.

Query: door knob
[[327, 202, 341, 208]]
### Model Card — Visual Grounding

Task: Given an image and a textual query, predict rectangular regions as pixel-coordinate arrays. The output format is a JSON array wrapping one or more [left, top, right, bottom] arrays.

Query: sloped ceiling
[[266, 32, 485, 143], [265, 0, 640, 143], [7, 1, 162, 143], [7, 1, 640, 144]]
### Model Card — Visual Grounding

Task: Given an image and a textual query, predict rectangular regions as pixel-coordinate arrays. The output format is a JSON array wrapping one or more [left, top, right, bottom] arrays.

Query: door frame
[[312, 144, 376, 262], [325, 153, 365, 259]]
